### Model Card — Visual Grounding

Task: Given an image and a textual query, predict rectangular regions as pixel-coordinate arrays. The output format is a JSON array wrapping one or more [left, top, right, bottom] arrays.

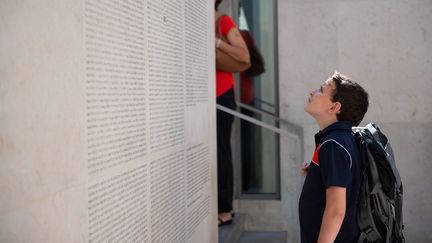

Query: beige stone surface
[[278, 0, 432, 242], [1, 2, 87, 241], [1, 0, 217, 242]]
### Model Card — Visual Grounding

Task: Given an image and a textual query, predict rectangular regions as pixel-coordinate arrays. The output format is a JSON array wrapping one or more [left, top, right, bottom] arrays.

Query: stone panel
[[0, 0, 217, 242]]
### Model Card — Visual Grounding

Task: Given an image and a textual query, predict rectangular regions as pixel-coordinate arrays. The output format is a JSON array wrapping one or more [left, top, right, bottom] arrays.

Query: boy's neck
[[316, 117, 339, 131]]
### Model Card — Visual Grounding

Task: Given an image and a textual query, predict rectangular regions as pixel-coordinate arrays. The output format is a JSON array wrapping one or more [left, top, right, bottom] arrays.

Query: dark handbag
[[240, 30, 265, 77], [215, 15, 250, 72]]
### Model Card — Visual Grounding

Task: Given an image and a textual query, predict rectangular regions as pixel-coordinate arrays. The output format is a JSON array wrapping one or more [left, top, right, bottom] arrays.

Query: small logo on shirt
[[310, 139, 353, 168], [311, 144, 321, 166]]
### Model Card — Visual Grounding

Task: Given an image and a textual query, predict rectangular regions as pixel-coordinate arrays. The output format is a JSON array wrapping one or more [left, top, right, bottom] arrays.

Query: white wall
[[278, 0, 432, 242], [0, 0, 217, 242]]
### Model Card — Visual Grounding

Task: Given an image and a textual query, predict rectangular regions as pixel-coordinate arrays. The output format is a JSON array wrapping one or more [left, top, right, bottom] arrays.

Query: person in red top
[[214, 0, 250, 226]]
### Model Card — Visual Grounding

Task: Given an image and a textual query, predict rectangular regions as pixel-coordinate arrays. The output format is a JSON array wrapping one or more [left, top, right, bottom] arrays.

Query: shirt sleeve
[[319, 141, 352, 188], [220, 15, 237, 36]]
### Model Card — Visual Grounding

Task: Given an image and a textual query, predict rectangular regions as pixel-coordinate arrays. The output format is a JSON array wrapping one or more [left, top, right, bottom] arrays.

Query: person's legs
[[216, 88, 236, 222]]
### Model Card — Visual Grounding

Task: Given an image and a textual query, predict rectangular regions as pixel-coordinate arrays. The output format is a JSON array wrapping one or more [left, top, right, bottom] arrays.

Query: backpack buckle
[[391, 204, 396, 218], [364, 226, 374, 235]]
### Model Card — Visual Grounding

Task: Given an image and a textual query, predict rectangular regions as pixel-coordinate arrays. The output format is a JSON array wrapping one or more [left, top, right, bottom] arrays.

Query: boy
[[299, 71, 369, 243]]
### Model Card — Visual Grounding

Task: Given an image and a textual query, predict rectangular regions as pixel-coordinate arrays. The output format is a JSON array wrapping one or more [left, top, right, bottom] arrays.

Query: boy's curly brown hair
[[331, 71, 369, 126]]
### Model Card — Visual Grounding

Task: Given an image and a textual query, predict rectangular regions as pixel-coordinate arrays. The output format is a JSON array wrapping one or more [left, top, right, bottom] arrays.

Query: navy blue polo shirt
[[299, 121, 361, 243]]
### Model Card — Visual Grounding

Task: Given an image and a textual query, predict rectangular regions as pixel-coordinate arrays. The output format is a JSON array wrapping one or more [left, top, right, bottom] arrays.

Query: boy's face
[[304, 78, 339, 118]]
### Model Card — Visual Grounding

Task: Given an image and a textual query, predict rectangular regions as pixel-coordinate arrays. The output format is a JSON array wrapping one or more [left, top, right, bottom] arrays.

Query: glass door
[[237, 0, 280, 197]]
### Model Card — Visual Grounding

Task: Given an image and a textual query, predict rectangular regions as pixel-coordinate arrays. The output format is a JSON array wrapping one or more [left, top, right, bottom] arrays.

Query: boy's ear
[[330, 101, 342, 114]]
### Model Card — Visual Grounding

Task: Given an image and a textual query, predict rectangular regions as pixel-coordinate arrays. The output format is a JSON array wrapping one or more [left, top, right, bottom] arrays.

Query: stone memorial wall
[[0, 0, 217, 242]]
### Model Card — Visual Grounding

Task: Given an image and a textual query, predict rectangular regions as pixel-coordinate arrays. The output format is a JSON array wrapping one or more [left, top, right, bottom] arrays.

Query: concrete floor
[[238, 231, 287, 243], [218, 213, 287, 243]]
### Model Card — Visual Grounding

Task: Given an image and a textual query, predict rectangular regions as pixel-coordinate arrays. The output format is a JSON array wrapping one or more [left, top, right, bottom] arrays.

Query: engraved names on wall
[[85, 0, 146, 175], [85, 0, 214, 242], [88, 165, 148, 242], [148, 0, 185, 153], [149, 152, 186, 242], [185, 0, 209, 106]]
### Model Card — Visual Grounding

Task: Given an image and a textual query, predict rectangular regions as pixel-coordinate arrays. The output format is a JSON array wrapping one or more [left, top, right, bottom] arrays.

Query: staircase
[[218, 214, 288, 243]]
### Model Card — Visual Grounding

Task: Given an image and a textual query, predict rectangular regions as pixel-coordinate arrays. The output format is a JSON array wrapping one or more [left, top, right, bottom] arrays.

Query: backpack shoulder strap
[[364, 123, 402, 188]]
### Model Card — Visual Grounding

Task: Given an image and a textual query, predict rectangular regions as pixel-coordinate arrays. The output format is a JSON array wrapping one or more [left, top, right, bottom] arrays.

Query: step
[[238, 231, 288, 243], [218, 213, 246, 243]]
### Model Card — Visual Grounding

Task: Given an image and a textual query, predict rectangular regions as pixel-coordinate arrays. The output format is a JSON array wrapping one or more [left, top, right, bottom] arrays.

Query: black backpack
[[353, 123, 405, 243], [240, 30, 265, 77]]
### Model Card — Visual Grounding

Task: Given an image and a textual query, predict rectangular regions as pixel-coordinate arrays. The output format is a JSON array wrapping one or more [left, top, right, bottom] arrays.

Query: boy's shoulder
[[317, 122, 358, 161]]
